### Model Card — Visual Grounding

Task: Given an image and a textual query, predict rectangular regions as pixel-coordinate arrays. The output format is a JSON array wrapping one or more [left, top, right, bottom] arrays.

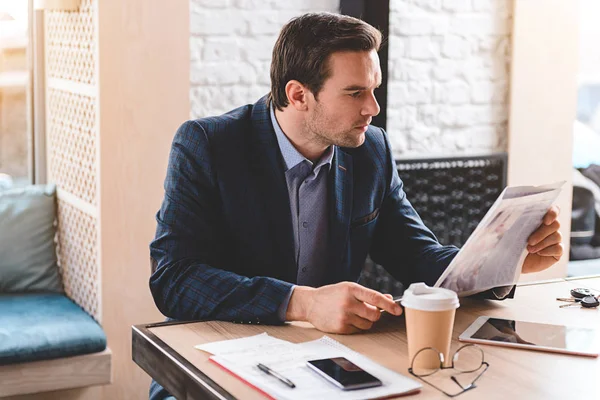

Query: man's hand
[[286, 282, 402, 334], [522, 205, 563, 274]]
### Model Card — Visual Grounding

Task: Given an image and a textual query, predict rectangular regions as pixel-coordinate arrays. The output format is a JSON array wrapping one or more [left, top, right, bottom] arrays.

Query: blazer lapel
[[249, 97, 297, 283], [327, 147, 353, 283]]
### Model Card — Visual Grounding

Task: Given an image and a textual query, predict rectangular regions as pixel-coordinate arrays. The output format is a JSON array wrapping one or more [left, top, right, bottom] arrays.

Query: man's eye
[[350, 91, 361, 98]]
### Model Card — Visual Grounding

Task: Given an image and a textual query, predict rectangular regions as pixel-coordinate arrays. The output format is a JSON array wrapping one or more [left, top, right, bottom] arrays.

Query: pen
[[379, 296, 403, 313], [257, 363, 296, 388]]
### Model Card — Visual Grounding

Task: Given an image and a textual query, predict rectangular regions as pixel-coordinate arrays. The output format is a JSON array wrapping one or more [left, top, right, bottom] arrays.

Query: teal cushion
[[0, 294, 107, 364], [0, 184, 63, 293]]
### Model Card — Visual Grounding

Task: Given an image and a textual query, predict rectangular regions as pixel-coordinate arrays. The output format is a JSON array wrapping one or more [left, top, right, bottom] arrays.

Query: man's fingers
[[350, 301, 381, 322], [543, 205, 560, 225], [352, 285, 402, 315], [536, 243, 564, 258], [528, 220, 560, 246], [527, 231, 562, 253], [333, 324, 360, 335], [350, 284, 381, 304], [346, 313, 374, 331]]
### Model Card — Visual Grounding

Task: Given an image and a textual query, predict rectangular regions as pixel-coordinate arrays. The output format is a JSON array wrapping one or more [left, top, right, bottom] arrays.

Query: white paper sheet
[[196, 333, 421, 400]]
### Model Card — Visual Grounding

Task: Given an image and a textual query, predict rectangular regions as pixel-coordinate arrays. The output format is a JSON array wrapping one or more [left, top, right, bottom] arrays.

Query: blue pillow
[[0, 184, 63, 293]]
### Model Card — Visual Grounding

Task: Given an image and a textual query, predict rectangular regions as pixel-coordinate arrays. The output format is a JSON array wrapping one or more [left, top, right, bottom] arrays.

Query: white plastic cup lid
[[401, 283, 459, 312]]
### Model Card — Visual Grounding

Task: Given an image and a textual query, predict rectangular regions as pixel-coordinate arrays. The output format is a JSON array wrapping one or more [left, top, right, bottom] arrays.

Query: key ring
[[557, 294, 600, 308]]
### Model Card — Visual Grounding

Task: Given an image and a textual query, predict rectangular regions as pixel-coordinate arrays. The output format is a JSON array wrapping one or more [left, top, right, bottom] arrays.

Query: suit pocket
[[351, 208, 380, 228]]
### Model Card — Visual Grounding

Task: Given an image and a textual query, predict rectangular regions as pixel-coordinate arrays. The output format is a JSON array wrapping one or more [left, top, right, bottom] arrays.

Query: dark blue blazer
[[149, 96, 459, 324]]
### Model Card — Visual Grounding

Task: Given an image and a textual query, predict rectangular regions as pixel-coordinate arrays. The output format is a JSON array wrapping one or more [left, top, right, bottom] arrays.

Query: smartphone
[[306, 357, 383, 390], [460, 316, 600, 357]]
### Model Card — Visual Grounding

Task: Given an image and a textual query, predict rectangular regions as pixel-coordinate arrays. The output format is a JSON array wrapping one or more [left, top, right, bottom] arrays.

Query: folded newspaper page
[[434, 181, 565, 297]]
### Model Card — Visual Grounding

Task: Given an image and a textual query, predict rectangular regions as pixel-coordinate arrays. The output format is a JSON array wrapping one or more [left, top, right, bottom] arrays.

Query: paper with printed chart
[[195, 333, 421, 400], [434, 181, 564, 297]]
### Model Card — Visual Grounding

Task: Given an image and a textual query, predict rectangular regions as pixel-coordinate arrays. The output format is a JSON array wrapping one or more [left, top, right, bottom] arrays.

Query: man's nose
[[362, 91, 380, 117]]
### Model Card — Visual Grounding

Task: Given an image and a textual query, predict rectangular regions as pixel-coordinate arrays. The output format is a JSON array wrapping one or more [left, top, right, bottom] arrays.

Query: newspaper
[[434, 181, 565, 297]]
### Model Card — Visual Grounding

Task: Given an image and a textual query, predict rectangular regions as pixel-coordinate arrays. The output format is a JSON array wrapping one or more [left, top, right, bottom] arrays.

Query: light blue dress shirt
[[270, 105, 334, 321]]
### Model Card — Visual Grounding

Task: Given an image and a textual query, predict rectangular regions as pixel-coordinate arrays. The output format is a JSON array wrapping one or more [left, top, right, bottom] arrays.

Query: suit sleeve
[[369, 129, 515, 299], [149, 121, 293, 324]]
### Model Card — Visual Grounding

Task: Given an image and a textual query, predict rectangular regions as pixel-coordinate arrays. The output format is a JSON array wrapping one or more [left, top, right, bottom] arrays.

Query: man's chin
[[333, 129, 365, 148], [325, 130, 366, 149], [346, 133, 366, 148]]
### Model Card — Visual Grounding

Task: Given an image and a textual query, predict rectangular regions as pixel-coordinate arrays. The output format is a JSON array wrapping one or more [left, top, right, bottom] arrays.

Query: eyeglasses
[[408, 344, 489, 397]]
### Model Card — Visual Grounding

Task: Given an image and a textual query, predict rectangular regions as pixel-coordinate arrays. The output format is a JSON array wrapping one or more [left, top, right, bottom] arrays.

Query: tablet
[[459, 316, 600, 357]]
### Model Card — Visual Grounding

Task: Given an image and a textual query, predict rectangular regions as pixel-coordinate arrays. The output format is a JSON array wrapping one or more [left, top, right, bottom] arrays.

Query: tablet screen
[[471, 317, 597, 353]]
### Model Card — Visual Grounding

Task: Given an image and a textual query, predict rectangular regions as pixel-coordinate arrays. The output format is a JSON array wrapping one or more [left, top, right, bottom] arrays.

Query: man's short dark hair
[[269, 12, 382, 111]]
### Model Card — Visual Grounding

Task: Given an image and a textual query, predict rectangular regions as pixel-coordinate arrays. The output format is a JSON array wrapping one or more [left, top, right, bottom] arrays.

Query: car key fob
[[580, 296, 599, 308], [571, 288, 594, 299]]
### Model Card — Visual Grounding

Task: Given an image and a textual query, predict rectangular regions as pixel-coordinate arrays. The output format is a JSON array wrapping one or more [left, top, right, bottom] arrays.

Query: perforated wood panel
[[45, 0, 100, 321], [45, 0, 96, 85], [47, 88, 97, 205], [56, 199, 100, 321]]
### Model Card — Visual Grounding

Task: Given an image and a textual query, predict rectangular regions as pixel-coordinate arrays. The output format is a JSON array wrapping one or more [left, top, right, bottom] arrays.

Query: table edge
[[132, 322, 235, 400]]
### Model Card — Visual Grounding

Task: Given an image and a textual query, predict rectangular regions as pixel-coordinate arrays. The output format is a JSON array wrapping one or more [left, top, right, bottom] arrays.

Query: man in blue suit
[[149, 12, 562, 399]]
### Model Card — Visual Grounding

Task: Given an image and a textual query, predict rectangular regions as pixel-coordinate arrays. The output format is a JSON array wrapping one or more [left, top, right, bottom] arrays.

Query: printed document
[[434, 181, 564, 296], [195, 333, 421, 400]]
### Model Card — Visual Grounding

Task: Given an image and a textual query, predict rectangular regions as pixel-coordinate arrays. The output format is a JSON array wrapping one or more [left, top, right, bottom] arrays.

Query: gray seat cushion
[[0, 184, 63, 293]]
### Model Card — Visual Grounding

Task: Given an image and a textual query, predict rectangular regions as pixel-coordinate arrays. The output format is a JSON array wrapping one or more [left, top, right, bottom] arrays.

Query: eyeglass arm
[[451, 375, 475, 391], [450, 362, 490, 391]]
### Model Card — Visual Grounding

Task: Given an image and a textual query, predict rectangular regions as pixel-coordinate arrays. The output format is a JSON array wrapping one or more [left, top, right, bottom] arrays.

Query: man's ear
[[285, 80, 309, 111]]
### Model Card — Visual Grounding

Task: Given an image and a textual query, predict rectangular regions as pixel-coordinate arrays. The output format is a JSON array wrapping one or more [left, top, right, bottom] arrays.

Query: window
[[569, 0, 600, 274], [0, 0, 30, 189], [574, 0, 600, 169]]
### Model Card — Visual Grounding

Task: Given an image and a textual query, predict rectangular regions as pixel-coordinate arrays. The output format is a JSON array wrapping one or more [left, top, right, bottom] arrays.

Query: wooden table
[[133, 277, 600, 399]]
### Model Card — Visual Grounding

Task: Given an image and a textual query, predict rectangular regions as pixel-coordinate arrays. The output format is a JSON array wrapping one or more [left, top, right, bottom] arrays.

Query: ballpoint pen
[[257, 363, 296, 388], [379, 296, 403, 313]]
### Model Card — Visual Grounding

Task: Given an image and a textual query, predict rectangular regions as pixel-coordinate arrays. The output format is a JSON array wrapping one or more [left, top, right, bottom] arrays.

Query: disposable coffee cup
[[401, 283, 459, 369]]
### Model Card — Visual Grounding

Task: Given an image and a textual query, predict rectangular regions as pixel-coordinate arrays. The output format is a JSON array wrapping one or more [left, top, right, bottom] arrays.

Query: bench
[[0, 184, 111, 397]]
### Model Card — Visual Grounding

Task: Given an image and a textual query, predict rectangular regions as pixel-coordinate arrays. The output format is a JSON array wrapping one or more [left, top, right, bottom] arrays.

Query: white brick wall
[[190, 0, 340, 119], [388, 0, 512, 156], [189, 0, 512, 157]]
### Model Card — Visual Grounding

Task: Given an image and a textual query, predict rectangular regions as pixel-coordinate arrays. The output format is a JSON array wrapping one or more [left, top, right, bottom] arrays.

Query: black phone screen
[[307, 357, 382, 390]]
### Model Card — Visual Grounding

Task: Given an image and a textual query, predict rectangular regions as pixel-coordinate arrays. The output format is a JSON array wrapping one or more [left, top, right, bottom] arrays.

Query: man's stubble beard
[[305, 101, 365, 149]]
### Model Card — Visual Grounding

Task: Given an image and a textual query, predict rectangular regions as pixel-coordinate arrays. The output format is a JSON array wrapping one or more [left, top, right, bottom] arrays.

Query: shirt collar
[[270, 104, 334, 172]]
